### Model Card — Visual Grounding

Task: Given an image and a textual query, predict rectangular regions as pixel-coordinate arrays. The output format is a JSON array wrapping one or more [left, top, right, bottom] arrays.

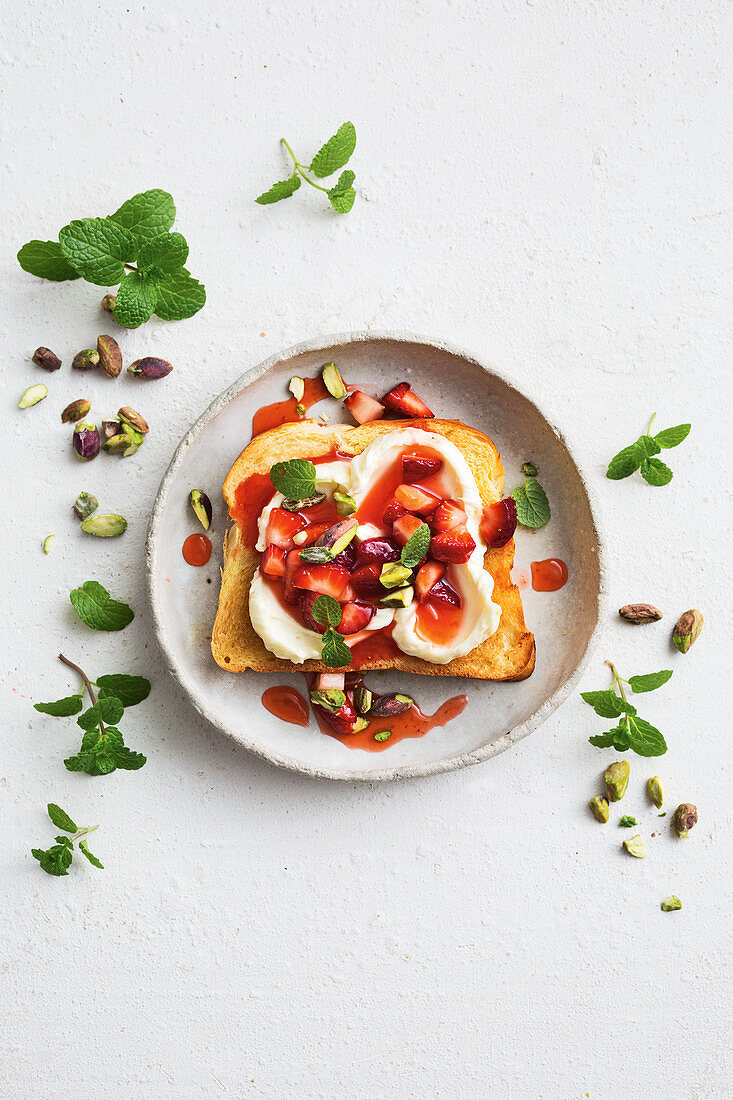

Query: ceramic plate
[[147, 333, 607, 781]]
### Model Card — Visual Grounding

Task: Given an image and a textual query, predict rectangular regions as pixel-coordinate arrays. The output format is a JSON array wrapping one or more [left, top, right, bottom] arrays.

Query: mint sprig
[[17, 189, 206, 328], [256, 123, 357, 214], [269, 459, 317, 500], [311, 594, 343, 630], [511, 477, 551, 529], [607, 413, 690, 484], [400, 522, 431, 569], [69, 581, 134, 632], [308, 594, 352, 668], [31, 803, 103, 876], [582, 662, 671, 756]]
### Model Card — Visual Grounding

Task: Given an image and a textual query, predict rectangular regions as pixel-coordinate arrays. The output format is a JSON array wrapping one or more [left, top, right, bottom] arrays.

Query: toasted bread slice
[[212, 418, 535, 680]]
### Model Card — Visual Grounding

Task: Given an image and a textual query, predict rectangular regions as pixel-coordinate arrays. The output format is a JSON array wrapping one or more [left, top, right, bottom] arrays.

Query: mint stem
[[57, 653, 105, 736], [606, 660, 629, 704], [70, 824, 98, 843], [280, 138, 330, 193], [646, 412, 657, 436]]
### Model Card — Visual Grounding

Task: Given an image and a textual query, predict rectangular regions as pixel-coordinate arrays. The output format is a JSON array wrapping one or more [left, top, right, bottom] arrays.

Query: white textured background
[[1, 2, 731, 1097]]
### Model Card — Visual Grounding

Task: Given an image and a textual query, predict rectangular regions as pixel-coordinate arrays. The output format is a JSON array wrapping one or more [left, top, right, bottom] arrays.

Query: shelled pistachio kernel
[[622, 835, 647, 858], [380, 562, 412, 589], [80, 513, 127, 537], [672, 609, 704, 653], [321, 361, 347, 399], [19, 383, 48, 408], [43, 535, 55, 555], [589, 796, 609, 823], [604, 760, 630, 802], [661, 896, 682, 912], [189, 490, 213, 531], [73, 492, 98, 521], [647, 776, 664, 809], [672, 804, 698, 838], [334, 491, 357, 517], [97, 334, 122, 378], [373, 730, 392, 742], [379, 585, 414, 608]]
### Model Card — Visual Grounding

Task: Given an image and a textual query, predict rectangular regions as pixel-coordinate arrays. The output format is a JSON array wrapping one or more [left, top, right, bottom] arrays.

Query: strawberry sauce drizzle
[[251, 376, 329, 437], [261, 685, 310, 727], [313, 689, 469, 752], [530, 558, 568, 592], [182, 533, 212, 566]]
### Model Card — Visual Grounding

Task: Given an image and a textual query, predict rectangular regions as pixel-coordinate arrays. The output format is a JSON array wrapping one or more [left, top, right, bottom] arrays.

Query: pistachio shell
[[32, 347, 61, 372], [61, 398, 91, 424]]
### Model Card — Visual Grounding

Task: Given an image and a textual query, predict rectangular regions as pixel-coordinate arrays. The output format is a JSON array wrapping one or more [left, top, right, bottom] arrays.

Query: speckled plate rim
[[146, 330, 610, 782]]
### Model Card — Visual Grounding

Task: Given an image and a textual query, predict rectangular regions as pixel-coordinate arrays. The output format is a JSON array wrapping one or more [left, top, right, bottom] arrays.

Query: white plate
[[146, 332, 607, 781]]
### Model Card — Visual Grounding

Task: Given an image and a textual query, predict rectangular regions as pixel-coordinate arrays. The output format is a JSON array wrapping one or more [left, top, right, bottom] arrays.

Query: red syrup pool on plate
[[182, 533, 212, 566], [530, 558, 568, 592]]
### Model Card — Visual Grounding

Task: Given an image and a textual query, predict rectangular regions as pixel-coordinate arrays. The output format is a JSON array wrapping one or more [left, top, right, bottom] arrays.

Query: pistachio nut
[[310, 688, 346, 713], [19, 383, 48, 408], [353, 717, 370, 733], [72, 421, 100, 461], [672, 803, 697, 838], [333, 491, 357, 517], [647, 776, 664, 809], [101, 293, 117, 315], [672, 609, 704, 653], [353, 686, 373, 715], [379, 585, 414, 608], [127, 356, 173, 380], [32, 347, 61, 372], [369, 692, 413, 717], [102, 422, 143, 456], [189, 489, 213, 531], [288, 376, 305, 401], [101, 419, 122, 440], [80, 513, 127, 537], [295, 403, 306, 417], [97, 335, 123, 378], [118, 406, 149, 434], [316, 519, 358, 556], [61, 398, 91, 424], [604, 760, 630, 802], [321, 361, 347, 399], [299, 546, 334, 564], [661, 896, 682, 912], [380, 562, 413, 589], [589, 796, 610, 823], [73, 492, 98, 521], [619, 603, 663, 624], [281, 491, 326, 512], [521, 461, 538, 477], [43, 534, 55, 555], [622, 835, 647, 858], [72, 348, 100, 371], [373, 730, 392, 742]]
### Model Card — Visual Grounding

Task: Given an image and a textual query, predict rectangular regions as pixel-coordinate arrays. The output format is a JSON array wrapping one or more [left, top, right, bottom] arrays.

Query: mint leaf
[[64, 726, 146, 776], [69, 581, 134, 632], [32, 843, 73, 876], [34, 694, 83, 717], [512, 478, 550, 529], [77, 696, 125, 731], [137, 231, 189, 273], [96, 674, 151, 707], [636, 435, 662, 459], [606, 442, 642, 480], [640, 457, 673, 486], [655, 423, 691, 449], [627, 717, 667, 756], [628, 669, 673, 693], [17, 240, 81, 281], [255, 175, 301, 204], [311, 595, 343, 629], [580, 690, 625, 718], [328, 170, 356, 214], [270, 459, 317, 500], [58, 217, 137, 286], [110, 189, 176, 244], [114, 269, 158, 328], [153, 272, 206, 321], [401, 522, 431, 569], [47, 804, 78, 832], [321, 627, 352, 668], [78, 839, 104, 869], [310, 122, 356, 178], [588, 729, 620, 749]]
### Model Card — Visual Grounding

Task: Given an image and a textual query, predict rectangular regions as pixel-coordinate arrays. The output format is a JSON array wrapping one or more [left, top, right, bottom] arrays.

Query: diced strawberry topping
[[392, 513, 426, 547], [338, 602, 376, 635], [479, 498, 518, 548], [265, 507, 305, 550], [283, 549, 303, 603], [339, 583, 357, 604], [344, 390, 385, 425], [383, 497, 408, 526], [429, 577, 462, 607], [294, 521, 332, 547], [293, 563, 351, 598], [415, 560, 445, 602], [394, 483, 441, 515], [260, 544, 286, 578], [402, 452, 443, 481], [381, 381, 434, 419], [313, 698, 358, 735], [317, 671, 346, 690], [430, 526, 476, 564], [299, 592, 325, 632], [432, 500, 468, 533], [332, 542, 358, 571], [351, 563, 384, 597], [357, 536, 401, 563]]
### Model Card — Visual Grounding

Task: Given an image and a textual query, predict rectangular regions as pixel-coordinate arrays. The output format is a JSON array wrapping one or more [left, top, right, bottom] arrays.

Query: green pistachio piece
[[647, 776, 664, 809], [604, 760, 630, 802], [43, 534, 55, 555], [321, 361, 348, 399], [288, 376, 305, 401], [661, 895, 682, 912], [380, 562, 413, 589], [299, 546, 334, 564], [353, 716, 370, 733], [333, 491, 358, 517], [353, 686, 373, 715], [189, 489, 213, 530], [379, 585, 414, 608], [622, 835, 647, 858], [319, 519, 358, 556], [80, 513, 128, 537], [310, 688, 346, 713], [589, 796, 609, 823], [19, 383, 48, 408], [521, 461, 538, 477], [73, 492, 99, 521], [373, 730, 392, 742], [672, 803, 697, 838], [672, 609, 704, 653], [295, 402, 306, 417], [281, 491, 327, 512]]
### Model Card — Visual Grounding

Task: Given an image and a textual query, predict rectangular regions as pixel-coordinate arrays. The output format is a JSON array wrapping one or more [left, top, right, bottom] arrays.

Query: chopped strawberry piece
[[265, 507, 305, 550], [338, 602, 376, 635], [260, 544, 286, 578], [429, 577, 462, 607], [294, 521, 332, 548], [351, 563, 384, 597], [357, 536, 401, 563], [293, 563, 351, 598], [392, 513, 426, 547], [415, 560, 445, 602], [381, 381, 434, 419], [430, 526, 476, 564], [432, 500, 467, 533], [402, 452, 443, 481], [283, 549, 303, 603], [394, 483, 441, 515], [299, 592, 324, 632], [313, 699, 358, 735], [339, 583, 357, 604], [317, 671, 346, 690], [383, 497, 408, 526], [479, 498, 518, 548], [332, 542, 358, 571], [344, 390, 385, 425]]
